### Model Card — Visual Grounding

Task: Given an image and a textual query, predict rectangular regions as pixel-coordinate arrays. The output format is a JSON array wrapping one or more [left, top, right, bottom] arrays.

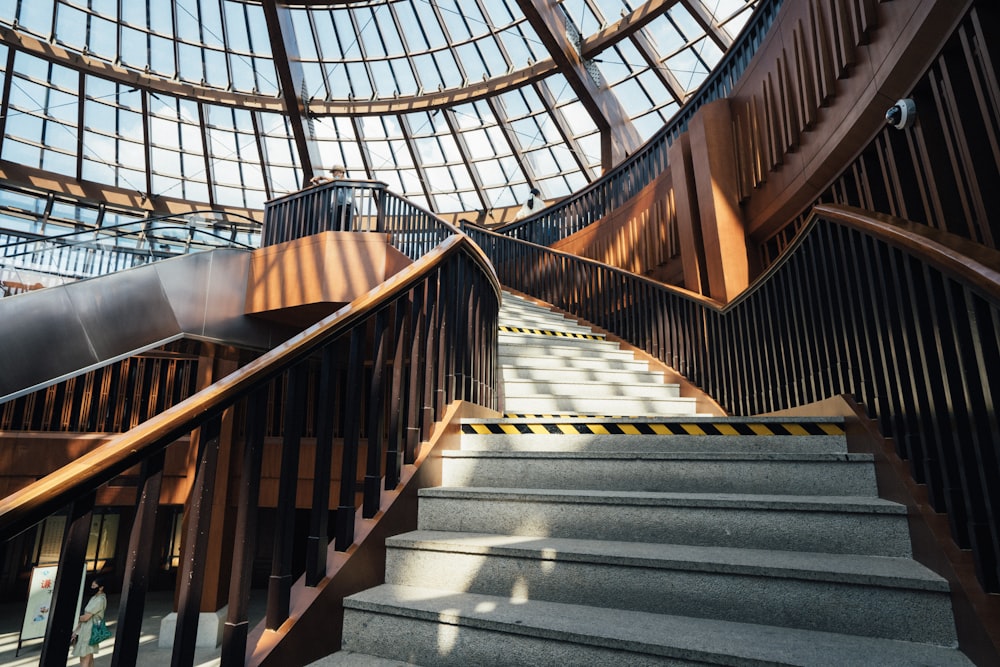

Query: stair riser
[[501, 380, 681, 399], [502, 396, 698, 415], [499, 302, 574, 318], [459, 433, 848, 454], [341, 608, 683, 667], [382, 547, 955, 644], [440, 457, 878, 496], [499, 357, 649, 371], [499, 341, 632, 356], [416, 496, 911, 556], [501, 368, 665, 383]]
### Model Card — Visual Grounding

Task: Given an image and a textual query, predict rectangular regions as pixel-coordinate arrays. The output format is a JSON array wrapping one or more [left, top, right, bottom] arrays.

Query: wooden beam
[[515, 0, 642, 170], [260, 0, 321, 183]]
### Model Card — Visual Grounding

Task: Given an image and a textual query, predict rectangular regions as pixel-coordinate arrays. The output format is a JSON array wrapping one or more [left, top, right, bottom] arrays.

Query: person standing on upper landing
[[515, 187, 546, 220], [309, 165, 355, 228], [70, 576, 107, 667], [309, 164, 347, 186]]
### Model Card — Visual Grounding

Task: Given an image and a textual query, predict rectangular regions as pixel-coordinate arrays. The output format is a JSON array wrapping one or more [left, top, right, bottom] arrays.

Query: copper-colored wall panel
[[689, 99, 749, 302], [245, 231, 412, 325], [549, 169, 681, 284]]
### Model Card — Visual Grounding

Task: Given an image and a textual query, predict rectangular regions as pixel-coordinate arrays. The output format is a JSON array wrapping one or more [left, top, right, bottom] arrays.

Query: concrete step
[[458, 417, 848, 453], [341, 585, 973, 666], [382, 531, 954, 644], [500, 294, 570, 315], [501, 393, 699, 416], [501, 378, 682, 399], [416, 487, 910, 556], [498, 338, 634, 357], [498, 354, 649, 371], [500, 365, 665, 383], [440, 450, 878, 496]]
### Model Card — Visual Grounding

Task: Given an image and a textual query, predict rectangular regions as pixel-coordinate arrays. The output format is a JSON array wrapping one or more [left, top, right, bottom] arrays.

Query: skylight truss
[[0, 0, 757, 221]]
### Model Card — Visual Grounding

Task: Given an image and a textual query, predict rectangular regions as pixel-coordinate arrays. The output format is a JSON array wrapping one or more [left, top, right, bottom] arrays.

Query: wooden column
[[668, 132, 708, 295], [175, 346, 240, 616], [688, 98, 749, 302]]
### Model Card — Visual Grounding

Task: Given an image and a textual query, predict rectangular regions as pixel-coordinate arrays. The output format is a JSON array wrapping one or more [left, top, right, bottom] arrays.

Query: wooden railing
[[0, 228, 501, 666], [464, 203, 1000, 595]]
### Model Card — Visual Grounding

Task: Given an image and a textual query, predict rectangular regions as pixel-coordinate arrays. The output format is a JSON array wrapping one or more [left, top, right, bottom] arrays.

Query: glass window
[[54, 4, 88, 50]]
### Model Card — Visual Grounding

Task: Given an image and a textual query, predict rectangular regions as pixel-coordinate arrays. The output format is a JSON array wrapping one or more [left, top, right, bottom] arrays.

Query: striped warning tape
[[499, 325, 604, 340], [462, 422, 845, 436]]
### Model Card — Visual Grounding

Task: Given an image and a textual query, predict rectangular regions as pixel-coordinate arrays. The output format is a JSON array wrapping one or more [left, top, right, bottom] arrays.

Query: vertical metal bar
[[267, 364, 306, 630], [111, 451, 165, 667], [40, 493, 94, 667], [856, 235, 898, 437], [820, 221, 861, 399], [469, 288, 483, 406], [173, 415, 223, 667], [385, 296, 408, 490], [950, 286, 1000, 590], [454, 259, 470, 402], [364, 309, 389, 518], [438, 263, 454, 410], [421, 274, 438, 440], [405, 284, 426, 463], [221, 388, 268, 665], [306, 347, 336, 586], [335, 327, 365, 550]]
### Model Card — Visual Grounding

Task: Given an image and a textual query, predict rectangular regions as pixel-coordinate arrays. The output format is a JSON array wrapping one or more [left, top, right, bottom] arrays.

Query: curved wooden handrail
[[467, 222, 723, 307], [0, 232, 500, 539], [812, 204, 1000, 303], [471, 201, 1000, 316], [729, 203, 1000, 310]]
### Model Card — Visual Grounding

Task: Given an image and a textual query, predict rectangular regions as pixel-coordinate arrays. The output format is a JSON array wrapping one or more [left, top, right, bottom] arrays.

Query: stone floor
[[0, 589, 267, 667]]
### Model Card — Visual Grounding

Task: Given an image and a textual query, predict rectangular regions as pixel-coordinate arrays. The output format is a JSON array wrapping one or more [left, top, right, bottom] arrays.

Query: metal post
[[111, 451, 165, 667], [172, 415, 223, 667], [267, 364, 306, 630], [221, 388, 268, 665], [40, 493, 94, 667]]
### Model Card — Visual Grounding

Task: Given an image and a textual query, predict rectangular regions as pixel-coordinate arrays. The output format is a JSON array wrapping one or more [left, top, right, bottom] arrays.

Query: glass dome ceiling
[[0, 0, 757, 219]]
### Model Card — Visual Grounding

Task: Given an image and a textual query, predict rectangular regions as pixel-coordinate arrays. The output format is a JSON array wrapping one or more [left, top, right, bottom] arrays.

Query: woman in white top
[[515, 187, 546, 220], [71, 576, 108, 666]]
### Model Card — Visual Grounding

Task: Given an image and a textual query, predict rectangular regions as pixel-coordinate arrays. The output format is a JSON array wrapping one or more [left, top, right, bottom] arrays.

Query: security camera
[[885, 98, 916, 129]]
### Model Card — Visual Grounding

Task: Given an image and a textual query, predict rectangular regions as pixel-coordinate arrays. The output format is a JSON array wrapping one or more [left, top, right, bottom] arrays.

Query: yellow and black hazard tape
[[462, 422, 845, 436], [499, 325, 603, 340]]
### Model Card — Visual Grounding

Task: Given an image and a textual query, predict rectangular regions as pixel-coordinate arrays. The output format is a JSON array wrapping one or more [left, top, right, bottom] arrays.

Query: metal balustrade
[[465, 203, 1000, 595], [0, 211, 261, 293]]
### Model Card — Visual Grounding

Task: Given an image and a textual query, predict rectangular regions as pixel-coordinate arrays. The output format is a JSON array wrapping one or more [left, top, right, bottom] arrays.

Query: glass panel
[[34, 516, 66, 566], [0, 0, 757, 215]]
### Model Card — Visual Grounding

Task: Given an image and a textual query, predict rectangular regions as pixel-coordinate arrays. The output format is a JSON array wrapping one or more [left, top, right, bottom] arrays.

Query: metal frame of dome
[[0, 0, 757, 224]]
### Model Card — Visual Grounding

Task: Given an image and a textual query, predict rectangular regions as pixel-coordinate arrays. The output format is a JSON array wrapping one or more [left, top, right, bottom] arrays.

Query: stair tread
[[418, 487, 906, 513], [344, 585, 971, 666], [386, 530, 948, 590], [441, 450, 872, 462]]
